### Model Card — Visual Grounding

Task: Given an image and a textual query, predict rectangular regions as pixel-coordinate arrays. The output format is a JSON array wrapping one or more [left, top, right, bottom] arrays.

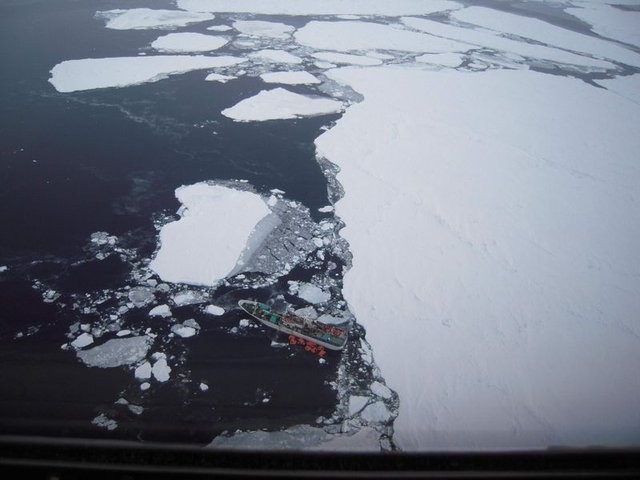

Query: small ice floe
[[233, 20, 294, 39], [151, 32, 229, 53], [171, 324, 197, 338], [149, 304, 172, 317], [0, 265, 8, 273], [348, 395, 369, 416], [76, 336, 152, 368], [151, 355, 171, 382], [318, 205, 333, 213], [248, 49, 303, 64], [294, 306, 318, 320], [92, 413, 117, 431], [260, 71, 320, 85], [238, 319, 251, 328], [128, 287, 155, 308], [296, 283, 331, 304], [205, 73, 236, 83], [199, 382, 209, 392], [222, 88, 343, 122], [71, 333, 94, 349], [360, 401, 393, 424], [140, 382, 151, 391], [134, 361, 152, 380], [370, 381, 393, 400], [317, 313, 345, 325], [116, 329, 132, 337], [97, 8, 215, 30], [204, 304, 225, 316], [415, 52, 464, 68], [311, 51, 382, 66], [172, 290, 208, 306]]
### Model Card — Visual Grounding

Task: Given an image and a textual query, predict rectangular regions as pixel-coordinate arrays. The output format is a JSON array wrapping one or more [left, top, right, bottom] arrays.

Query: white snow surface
[[233, 20, 294, 39], [316, 66, 640, 450], [260, 71, 320, 85], [49, 56, 245, 92], [311, 51, 382, 66], [452, 6, 640, 68], [567, 1, 640, 47], [178, 0, 461, 16], [150, 183, 270, 286], [222, 88, 342, 122], [151, 32, 228, 53], [98, 8, 215, 30], [295, 21, 468, 54]]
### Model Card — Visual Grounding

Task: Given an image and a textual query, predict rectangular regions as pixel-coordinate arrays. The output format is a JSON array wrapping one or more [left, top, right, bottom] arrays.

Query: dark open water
[[0, 0, 351, 444]]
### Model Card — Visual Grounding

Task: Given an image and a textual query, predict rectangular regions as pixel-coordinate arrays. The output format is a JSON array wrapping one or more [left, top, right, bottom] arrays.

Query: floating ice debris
[[140, 382, 151, 391], [128, 287, 155, 308], [152, 357, 171, 382], [150, 183, 271, 286], [49, 55, 246, 93], [77, 336, 151, 368], [222, 88, 343, 122], [151, 32, 229, 53], [97, 8, 215, 30], [171, 324, 197, 338], [204, 304, 225, 316], [296, 283, 331, 304], [199, 382, 209, 391], [128, 404, 144, 415], [92, 414, 118, 431], [71, 333, 94, 349], [233, 20, 294, 39], [177, 0, 462, 16], [90, 231, 117, 246], [318, 205, 333, 213], [248, 49, 302, 64], [116, 329, 131, 337], [149, 304, 172, 318], [134, 361, 152, 380], [311, 51, 382, 66], [295, 21, 467, 54], [183, 319, 200, 330], [205, 73, 236, 82], [172, 290, 208, 306], [208, 424, 382, 451], [260, 71, 320, 85], [0, 266, 7, 273], [238, 319, 251, 328]]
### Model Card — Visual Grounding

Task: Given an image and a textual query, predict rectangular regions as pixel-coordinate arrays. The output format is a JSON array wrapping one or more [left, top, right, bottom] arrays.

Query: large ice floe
[[97, 8, 215, 30], [49, 56, 245, 93]]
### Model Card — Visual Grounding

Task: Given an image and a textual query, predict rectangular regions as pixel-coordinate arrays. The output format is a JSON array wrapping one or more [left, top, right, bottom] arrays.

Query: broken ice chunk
[[128, 287, 155, 307], [149, 304, 172, 317], [172, 290, 208, 306], [71, 333, 94, 349], [77, 336, 152, 368], [370, 381, 393, 400], [297, 283, 330, 304], [360, 401, 393, 424], [92, 414, 117, 431], [204, 304, 225, 316], [348, 395, 369, 416], [135, 361, 152, 380], [171, 324, 197, 338], [152, 357, 171, 382]]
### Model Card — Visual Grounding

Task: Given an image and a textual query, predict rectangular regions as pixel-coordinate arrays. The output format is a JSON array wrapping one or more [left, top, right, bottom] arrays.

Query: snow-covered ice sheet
[[415, 52, 464, 68], [312, 51, 382, 66], [597, 74, 640, 106], [150, 183, 271, 286], [222, 88, 343, 122], [566, 1, 640, 47], [295, 21, 468, 54], [452, 6, 640, 68], [97, 8, 215, 30], [260, 71, 320, 85], [401, 17, 614, 70], [151, 32, 229, 53], [233, 20, 294, 39], [316, 66, 640, 450], [49, 56, 245, 92], [177, 0, 462, 16]]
